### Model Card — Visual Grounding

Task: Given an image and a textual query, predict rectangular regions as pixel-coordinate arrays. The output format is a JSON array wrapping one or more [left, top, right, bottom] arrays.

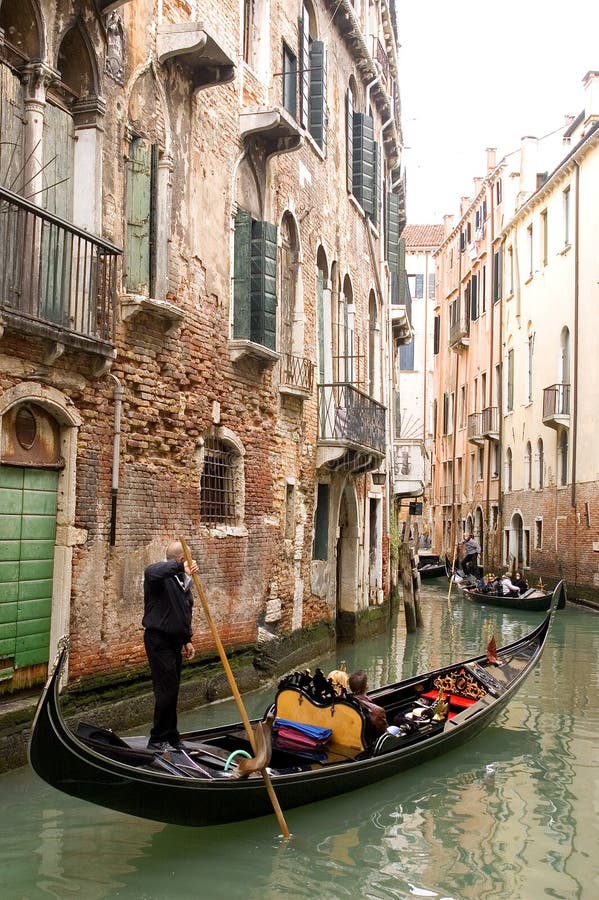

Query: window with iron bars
[[200, 437, 240, 526]]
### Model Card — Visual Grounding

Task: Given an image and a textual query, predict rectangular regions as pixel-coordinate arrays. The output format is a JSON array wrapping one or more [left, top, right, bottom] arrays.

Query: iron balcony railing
[[318, 383, 386, 454], [543, 383, 570, 419], [0, 185, 121, 344], [280, 353, 314, 393], [481, 405, 500, 436]]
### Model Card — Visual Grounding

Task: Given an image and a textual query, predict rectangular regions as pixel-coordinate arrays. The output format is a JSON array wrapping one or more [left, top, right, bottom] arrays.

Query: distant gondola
[[28, 583, 564, 828], [417, 554, 447, 579], [461, 583, 566, 612]]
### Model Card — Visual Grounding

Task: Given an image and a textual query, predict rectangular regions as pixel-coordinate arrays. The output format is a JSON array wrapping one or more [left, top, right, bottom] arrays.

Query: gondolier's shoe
[[147, 740, 182, 752]]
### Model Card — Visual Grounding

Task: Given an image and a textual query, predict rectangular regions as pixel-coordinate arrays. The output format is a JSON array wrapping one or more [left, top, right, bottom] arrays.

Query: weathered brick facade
[[0, 1, 408, 694]]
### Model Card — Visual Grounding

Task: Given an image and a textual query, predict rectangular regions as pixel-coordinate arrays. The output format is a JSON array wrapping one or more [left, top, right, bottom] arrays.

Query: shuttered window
[[471, 274, 479, 320], [233, 209, 278, 351], [282, 43, 297, 118], [433, 315, 440, 355], [493, 248, 503, 303], [312, 483, 329, 561], [346, 89, 353, 194], [298, 9, 310, 129], [352, 112, 375, 214], [126, 138, 158, 296], [414, 275, 424, 298], [386, 192, 401, 273], [309, 40, 326, 150]]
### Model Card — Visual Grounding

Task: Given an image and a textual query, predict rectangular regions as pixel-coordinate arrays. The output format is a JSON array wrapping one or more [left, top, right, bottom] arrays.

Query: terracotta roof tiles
[[402, 224, 445, 249]]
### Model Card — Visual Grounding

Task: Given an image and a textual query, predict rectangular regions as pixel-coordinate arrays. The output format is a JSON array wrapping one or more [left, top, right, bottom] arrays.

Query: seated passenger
[[512, 572, 529, 592], [327, 666, 349, 696], [348, 670, 388, 739], [499, 574, 520, 596]]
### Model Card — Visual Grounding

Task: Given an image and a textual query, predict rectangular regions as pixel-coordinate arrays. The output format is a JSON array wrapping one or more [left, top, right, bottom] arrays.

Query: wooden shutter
[[433, 315, 440, 354], [386, 192, 400, 273], [250, 219, 278, 350], [309, 40, 326, 150], [312, 483, 329, 561], [428, 272, 435, 298], [414, 275, 424, 298], [471, 274, 478, 320], [507, 349, 514, 411], [126, 138, 152, 294], [41, 103, 74, 325], [0, 466, 58, 673], [0, 64, 25, 193], [352, 113, 374, 214], [233, 208, 252, 340], [299, 10, 310, 130], [346, 89, 353, 193]]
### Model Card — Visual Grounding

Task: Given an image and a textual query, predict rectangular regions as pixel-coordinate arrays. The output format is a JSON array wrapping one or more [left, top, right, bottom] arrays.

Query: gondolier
[[143, 540, 198, 751], [462, 533, 481, 576]]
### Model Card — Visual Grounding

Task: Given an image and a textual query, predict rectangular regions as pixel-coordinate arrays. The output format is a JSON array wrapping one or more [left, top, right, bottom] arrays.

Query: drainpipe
[[571, 161, 580, 509], [109, 374, 123, 546], [365, 72, 382, 114]]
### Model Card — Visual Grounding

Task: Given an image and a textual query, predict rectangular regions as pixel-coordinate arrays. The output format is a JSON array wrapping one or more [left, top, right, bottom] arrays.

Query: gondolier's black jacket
[[142, 559, 193, 643]]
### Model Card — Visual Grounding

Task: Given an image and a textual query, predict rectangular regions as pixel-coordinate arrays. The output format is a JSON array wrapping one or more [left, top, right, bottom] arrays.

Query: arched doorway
[[0, 384, 80, 693], [336, 483, 359, 616], [507, 512, 524, 569]]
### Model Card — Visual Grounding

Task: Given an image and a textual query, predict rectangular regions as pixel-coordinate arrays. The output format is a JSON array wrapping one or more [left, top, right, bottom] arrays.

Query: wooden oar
[[179, 536, 291, 840], [447, 539, 458, 604]]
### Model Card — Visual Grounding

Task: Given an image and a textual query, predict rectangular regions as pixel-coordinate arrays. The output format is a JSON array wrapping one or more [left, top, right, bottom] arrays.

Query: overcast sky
[[396, 1, 599, 224]]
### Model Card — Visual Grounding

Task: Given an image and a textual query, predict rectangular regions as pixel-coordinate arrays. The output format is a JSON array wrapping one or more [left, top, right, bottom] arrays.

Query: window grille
[[201, 438, 238, 525]]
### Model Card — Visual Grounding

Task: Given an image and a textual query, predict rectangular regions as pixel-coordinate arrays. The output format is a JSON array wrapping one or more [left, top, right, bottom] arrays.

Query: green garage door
[[0, 466, 58, 677]]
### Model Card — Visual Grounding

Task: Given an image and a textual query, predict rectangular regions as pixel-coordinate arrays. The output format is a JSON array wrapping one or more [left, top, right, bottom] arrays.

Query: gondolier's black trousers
[[144, 628, 183, 746]]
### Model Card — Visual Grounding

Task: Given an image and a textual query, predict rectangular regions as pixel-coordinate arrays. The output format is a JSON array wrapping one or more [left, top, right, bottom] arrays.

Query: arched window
[[524, 441, 532, 490], [505, 447, 513, 492], [536, 438, 544, 490], [279, 211, 299, 365], [368, 290, 379, 398], [316, 247, 330, 385], [560, 326, 570, 385]]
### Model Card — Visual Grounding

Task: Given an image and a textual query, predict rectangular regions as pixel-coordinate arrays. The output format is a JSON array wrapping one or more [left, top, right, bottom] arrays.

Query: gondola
[[28, 582, 563, 828], [418, 554, 447, 579], [461, 582, 565, 612]]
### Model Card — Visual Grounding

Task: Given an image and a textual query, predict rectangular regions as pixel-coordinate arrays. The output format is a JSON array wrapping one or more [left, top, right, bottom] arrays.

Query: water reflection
[[1, 597, 598, 899]]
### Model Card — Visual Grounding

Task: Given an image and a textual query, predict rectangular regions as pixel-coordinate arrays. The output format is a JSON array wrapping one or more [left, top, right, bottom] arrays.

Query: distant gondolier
[[462, 533, 481, 576]]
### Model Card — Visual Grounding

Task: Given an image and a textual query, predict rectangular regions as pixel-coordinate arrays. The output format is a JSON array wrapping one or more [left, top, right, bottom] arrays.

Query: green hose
[[224, 749, 252, 772]]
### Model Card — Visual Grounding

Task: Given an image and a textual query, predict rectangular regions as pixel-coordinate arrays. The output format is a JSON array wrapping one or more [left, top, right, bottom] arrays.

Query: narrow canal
[[1, 580, 598, 899]]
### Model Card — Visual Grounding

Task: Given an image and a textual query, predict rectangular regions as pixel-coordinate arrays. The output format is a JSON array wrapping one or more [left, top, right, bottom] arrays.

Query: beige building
[[0, 0, 409, 694], [501, 72, 599, 599], [431, 71, 599, 602], [394, 224, 444, 544]]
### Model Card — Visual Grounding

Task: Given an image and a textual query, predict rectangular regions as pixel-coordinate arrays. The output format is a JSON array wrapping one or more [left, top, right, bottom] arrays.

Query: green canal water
[[1, 582, 598, 899]]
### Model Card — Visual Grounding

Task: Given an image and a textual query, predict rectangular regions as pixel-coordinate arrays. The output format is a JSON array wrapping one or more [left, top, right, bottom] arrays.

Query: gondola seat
[[273, 684, 369, 758]]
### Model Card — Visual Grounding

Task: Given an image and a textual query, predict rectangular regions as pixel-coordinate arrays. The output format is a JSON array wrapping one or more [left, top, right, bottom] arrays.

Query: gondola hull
[[28, 583, 563, 828], [462, 585, 565, 612]]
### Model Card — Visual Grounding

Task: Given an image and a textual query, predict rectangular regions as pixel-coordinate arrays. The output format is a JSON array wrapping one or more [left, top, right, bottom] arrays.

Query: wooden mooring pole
[[399, 542, 423, 632]]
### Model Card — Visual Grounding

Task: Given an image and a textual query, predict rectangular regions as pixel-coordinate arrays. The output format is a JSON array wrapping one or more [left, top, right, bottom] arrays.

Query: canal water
[[1, 581, 598, 900]]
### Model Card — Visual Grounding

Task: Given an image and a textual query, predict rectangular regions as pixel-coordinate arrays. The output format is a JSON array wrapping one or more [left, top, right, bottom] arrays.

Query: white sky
[[396, 0, 599, 224]]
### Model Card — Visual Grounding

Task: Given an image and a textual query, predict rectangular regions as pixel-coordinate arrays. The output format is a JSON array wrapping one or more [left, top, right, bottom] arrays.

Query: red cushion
[[421, 690, 476, 709]]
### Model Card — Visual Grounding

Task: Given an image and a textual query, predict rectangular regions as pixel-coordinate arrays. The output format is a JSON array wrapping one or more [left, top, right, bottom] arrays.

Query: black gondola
[[28, 582, 563, 828], [418, 554, 447, 579], [461, 583, 565, 612]]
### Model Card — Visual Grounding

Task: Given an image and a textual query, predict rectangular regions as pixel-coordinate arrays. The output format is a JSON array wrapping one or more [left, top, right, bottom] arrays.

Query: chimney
[[519, 136, 539, 200], [460, 196, 471, 216], [473, 177, 483, 196], [486, 147, 497, 172], [583, 70, 599, 127], [443, 214, 454, 237]]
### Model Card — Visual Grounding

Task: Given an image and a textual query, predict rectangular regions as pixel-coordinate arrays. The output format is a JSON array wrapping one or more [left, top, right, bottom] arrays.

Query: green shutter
[[126, 138, 152, 294], [233, 208, 252, 340], [309, 40, 327, 150], [398, 237, 407, 300], [372, 141, 380, 225], [346, 90, 353, 193], [299, 11, 310, 130], [250, 220, 277, 350], [352, 113, 374, 214], [386, 193, 400, 271]]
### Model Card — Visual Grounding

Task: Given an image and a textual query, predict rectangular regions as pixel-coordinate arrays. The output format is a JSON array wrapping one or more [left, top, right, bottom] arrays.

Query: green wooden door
[[0, 467, 58, 678]]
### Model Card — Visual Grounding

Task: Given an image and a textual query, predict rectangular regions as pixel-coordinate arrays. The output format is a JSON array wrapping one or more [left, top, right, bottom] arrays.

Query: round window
[[15, 406, 37, 450]]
